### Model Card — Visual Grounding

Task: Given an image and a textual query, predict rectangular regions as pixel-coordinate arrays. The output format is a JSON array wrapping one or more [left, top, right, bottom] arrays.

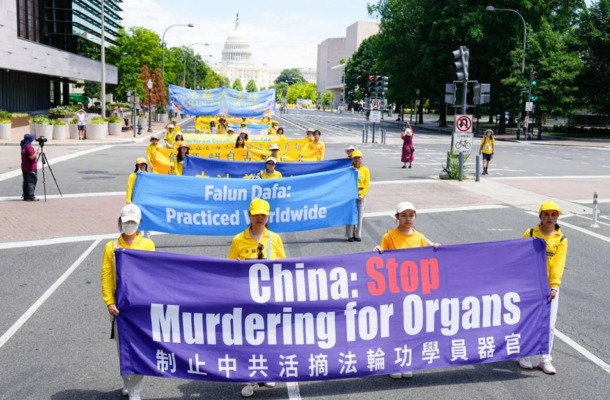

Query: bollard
[[591, 191, 600, 228], [372, 123, 376, 143], [381, 129, 386, 144], [458, 151, 464, 182], [362, 125, 365, 143], [475, 154, 480, 182]]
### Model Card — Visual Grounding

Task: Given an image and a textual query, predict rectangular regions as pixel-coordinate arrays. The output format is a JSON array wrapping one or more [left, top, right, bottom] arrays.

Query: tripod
[[37, 145, 62, 202]]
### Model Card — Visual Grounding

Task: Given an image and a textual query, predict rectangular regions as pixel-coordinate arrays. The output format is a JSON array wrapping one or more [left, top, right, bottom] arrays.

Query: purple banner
[[115, 238, 550, 382]]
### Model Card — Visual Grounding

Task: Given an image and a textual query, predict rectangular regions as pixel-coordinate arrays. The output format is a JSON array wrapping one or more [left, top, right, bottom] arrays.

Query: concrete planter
[[108, 122, 122, 136], [69, 124, 79, 139], [11, 116, 29, 128], [0, 123, 11, 139], [52, 124, 66, 140], [36, 124, 53, 140], [157, 113, 168, 123], [29, 122, 37, 136], [86, 122, 108, 140], [139, 117, 147, 128]]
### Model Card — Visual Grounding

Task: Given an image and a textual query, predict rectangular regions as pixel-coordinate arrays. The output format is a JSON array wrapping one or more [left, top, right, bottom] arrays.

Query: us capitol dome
[[211, 14, 316, 91]]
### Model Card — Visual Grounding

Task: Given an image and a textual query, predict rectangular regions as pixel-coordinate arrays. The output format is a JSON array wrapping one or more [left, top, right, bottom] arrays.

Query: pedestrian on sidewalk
[[345, 150, 369, 242], [517, 200, 568, 375], [20, 133, 39, 201], [374, 201, 440, 379], [227, 198, 284, 397], [101, 204, 155, 400], [479, 129, 495, 175], [401, 122, 415, 168], [76, 109, 87, 140]]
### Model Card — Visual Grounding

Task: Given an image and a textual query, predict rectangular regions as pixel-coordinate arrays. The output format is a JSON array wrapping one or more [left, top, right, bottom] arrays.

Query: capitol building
[[211, 15, 316, 91]]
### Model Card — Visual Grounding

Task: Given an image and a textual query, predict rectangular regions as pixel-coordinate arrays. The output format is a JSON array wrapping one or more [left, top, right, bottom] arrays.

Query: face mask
[[122, 221, 139, 235]]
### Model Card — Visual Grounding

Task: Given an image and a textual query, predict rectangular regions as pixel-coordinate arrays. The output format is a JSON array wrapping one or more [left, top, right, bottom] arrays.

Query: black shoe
[[25, 197, 39, 202], [354, 237, 362, 242], [348, 238, 355, 242], [401, 165, 406, 169], [408, 165, 412, 168]]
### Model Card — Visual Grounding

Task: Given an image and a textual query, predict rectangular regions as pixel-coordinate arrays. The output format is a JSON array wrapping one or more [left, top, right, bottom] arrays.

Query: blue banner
[[132, 169, 358, 235], [115, 238, 551, 381], [183, 157, 353, 178], [169, 85, 276, 117]]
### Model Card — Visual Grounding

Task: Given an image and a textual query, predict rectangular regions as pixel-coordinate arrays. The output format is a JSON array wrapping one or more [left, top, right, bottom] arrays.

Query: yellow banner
[[194, 117, 276, 132], [152, 136, 318, 174]]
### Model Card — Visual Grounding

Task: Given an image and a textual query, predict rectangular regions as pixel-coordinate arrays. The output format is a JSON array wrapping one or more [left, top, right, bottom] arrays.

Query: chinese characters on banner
[[115, 238, 551, 381], [169, 85, 276, 117]]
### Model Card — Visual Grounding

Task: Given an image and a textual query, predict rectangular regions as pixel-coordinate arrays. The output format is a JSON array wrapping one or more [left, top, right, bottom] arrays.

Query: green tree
[[274, 68, 305, 85], [232, 79, 243, 91], [576, 0, 610, 118], [219, 76, 231, 88], [286, 82, 317, 104], [246, 79, 258, 92], [321, 91, 334, 107], [344, 35, 381, 103]]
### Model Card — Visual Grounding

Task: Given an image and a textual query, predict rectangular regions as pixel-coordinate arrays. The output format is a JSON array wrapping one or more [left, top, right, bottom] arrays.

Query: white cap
[[167, 124, 175, 129], [396, 201, 417, 214], [345, 145, 356, 151], [120, 204, 142, 223], [306, 128, 314, 133], [269, 143, 279, 150], [266, 157, 277, 164]]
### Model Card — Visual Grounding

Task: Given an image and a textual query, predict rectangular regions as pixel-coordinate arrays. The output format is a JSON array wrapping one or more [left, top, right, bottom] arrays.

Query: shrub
[[52, 119, 66, 125], [69, 117, 78, 124], [88, 117, 107, 125], [10, 113, 30, 118], [156, 107, 168, 114], [107, 116, 123, 123], [49, 105, 79, 117], [32, 115, 51, 124], [442, 150, 470, 180], [0, 110, 11, 119], [0, 118, 11, 124]]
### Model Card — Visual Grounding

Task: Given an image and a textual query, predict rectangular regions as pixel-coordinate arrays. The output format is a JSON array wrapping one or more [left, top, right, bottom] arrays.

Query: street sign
[[455, 114, 473, 133], [525, 102, 534, 112], [452, 132, 473, 154], [371, 99, 381, 110], [370, 110, 381, 123], [531, 96, 538, 101]]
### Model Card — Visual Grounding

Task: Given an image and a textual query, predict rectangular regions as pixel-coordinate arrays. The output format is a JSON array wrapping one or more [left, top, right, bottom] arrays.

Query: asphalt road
[[1, 110, 610, 399]]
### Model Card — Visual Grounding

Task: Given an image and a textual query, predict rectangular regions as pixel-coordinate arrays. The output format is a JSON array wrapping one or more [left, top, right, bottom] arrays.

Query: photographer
[[20, 133, 40, 202]]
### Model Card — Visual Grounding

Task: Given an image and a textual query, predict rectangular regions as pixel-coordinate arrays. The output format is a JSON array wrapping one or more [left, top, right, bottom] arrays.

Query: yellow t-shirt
[[101, 234, 155, 306], [147, 143, 159, 169], [174, 158, 184, 176], [380, 228, 428, 250], [523, 225, 568, 289], [228, 228, 286, 260], [217, 123, 228, 135], [313, 141, 325, 161], [257, 170, 283, 179], [126, 172, 137, 203], [481, 137, 495, 155], [164, 131, 176, 148], [269, 126, 277, 135], [355, 165, 370, 197]]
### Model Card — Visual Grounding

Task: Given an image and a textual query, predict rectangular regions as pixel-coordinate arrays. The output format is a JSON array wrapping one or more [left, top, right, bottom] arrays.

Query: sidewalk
[[0, 117, 193, 147]]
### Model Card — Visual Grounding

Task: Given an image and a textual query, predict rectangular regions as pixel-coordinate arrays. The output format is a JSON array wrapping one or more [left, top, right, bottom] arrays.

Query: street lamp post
[[161, 23, 194, 86], [486, 5, 527, 139], [147, 78, 153, 132]]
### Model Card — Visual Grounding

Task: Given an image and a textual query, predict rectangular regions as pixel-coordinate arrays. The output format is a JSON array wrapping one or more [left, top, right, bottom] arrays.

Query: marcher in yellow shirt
[[516, 200, 568, 375], [306, 127, 314, 142], [228, 198, 285, 399], [125, 157, 147, 204], [173, 134, 184, 150], [256, 157, 283, 179], [373, 201, 440, 379], [479, 129, 495, 175], [345, 150, 370, 242], [174, 142, 189, 176], [165, 119, 181, 133], [101, 204, 155, 399], [312, 130, 325, 160], [276, 127, 287, 142], [345, 145, 356, 158], [269, 121, 278, 135], [269, 143, 283, 161], [217, 117, 228, 135], [146, 136, 160, 172], [164, 124, 176, 149]]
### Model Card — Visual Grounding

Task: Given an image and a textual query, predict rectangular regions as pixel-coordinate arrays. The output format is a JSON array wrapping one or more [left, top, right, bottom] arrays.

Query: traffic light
[[452, 46, 469, 80], [530, 71, 538, 86], [381, 76, 389, 96], [368, 75, 376, 94], [375, 75, 383, 94], [473, 83, 491, 105], [445, 83, 455, 105]]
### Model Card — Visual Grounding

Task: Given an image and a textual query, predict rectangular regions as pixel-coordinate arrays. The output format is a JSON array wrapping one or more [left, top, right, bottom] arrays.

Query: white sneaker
[[401, 371, 413, 378], [389, 373, 402, 379], [263, 382, 276, 388], [517, 357, 533, 370], [122, 388, 128, 396], [538, 361, 557, 375], [241, 384, 258, 397]]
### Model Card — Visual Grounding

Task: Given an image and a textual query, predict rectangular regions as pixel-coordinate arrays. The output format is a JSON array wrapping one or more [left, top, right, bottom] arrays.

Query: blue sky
[[122, 0, 377, 69]]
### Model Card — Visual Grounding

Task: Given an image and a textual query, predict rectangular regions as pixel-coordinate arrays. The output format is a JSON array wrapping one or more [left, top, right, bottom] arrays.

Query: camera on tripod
[[36, 136, 47, 147]]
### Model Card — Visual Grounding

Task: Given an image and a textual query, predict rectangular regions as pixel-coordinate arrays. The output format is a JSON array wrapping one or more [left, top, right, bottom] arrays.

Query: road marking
[[365, 204, 507, 218], [555, 330, 610, 374], [371, 179, 436, 185], [568, 199, 610, 204], [572, 214, 610, 227], [0, 233, 116, 250], [286, 382, 301, 399], [526, 211, 610, 243], [0, 191, 123, 202], [492, 175, 610, 181], [0, 145, 115, 182], [0, 239, 101, 349]]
